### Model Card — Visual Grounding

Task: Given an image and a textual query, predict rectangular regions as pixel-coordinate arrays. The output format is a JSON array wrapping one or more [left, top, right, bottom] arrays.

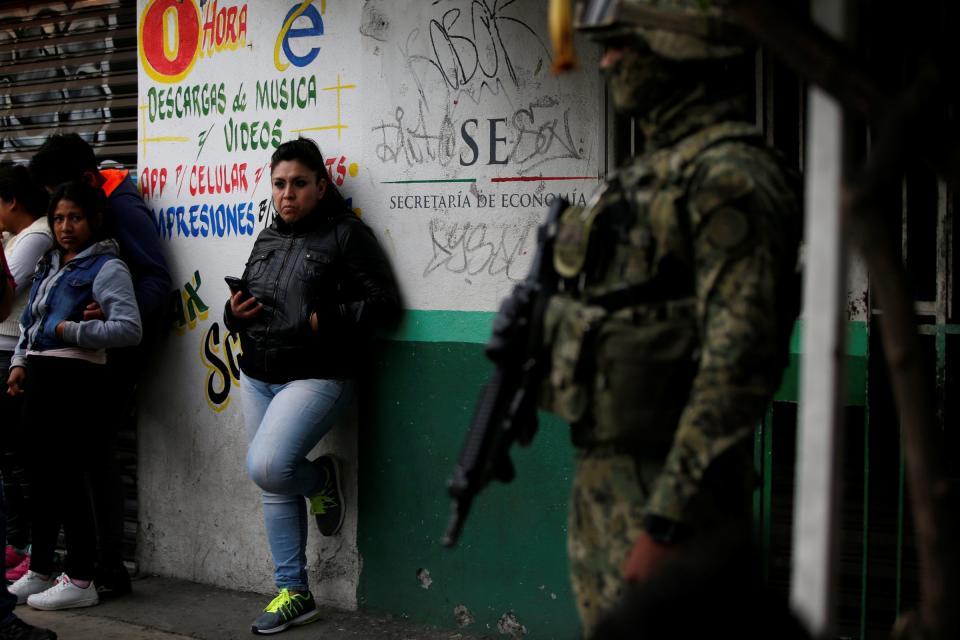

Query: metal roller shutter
[[0, 0, 138, 167]]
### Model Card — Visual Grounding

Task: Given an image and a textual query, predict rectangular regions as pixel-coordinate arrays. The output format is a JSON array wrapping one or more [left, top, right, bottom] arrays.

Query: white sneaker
[[8, 570, 55, 604], [26, 573, 99, 610]]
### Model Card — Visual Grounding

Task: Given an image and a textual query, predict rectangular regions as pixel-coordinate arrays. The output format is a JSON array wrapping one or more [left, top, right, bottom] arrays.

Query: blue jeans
[[240, 373, 353, 591]]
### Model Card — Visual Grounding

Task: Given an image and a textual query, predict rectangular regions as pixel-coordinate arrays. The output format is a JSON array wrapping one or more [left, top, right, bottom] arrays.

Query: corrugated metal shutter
[[0, 0, 138, 168], [0, 0, 140, 572]]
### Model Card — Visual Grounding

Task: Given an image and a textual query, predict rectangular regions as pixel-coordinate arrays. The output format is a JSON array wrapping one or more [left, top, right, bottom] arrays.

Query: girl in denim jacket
[[5, 181, 141, 612]]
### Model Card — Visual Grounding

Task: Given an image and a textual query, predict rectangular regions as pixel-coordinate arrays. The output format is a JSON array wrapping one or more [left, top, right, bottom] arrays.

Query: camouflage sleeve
[[644, 144, 801, 524]]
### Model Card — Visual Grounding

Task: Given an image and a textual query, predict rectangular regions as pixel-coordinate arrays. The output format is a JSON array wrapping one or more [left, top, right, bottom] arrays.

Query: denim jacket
[[12, 239, 142, 367]]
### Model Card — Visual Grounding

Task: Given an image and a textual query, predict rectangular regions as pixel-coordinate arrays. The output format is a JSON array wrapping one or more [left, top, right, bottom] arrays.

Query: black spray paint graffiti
[[370, 1, 585, 172], [392, 0, 550, 113], [373, 101, 582, 173], [426, 1, 550, 93], [373, 99, 457, 167], [424, 216, 537, 281]]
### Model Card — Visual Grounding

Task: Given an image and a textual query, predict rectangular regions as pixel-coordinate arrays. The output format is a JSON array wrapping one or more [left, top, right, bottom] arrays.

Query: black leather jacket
[[223, 205, 400, 383]]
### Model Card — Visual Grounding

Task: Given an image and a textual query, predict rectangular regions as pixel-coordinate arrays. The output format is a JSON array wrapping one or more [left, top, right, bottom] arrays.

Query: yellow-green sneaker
[[251, 588, 319, 635], [308, 455, 344, 536]]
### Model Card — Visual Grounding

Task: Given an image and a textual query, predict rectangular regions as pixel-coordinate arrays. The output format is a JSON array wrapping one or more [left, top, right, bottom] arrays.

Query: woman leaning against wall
[[223, 137, 400, 635]]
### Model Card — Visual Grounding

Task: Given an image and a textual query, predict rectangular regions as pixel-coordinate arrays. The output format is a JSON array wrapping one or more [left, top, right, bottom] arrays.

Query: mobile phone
[[224, 276, 252, 300]]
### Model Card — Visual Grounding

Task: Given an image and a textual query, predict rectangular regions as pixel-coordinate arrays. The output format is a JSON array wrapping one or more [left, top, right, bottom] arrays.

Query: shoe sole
[[251, 609, 321, 635], [321, 455, 345, 537], [27, 597, 99, 611], [14, 587, 53, 605]]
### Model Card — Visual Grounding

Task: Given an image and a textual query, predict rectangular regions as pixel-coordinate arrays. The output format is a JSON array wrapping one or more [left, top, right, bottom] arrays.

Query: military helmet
[[573, 0, 749, 60]]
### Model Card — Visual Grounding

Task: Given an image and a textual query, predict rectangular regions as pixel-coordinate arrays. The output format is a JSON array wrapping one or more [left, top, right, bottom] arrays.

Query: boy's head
[[29, 134, 99, 191]]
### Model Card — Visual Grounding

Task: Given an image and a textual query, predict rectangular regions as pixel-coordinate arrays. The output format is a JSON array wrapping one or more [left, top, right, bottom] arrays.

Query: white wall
[[135, 0, 601, 607]]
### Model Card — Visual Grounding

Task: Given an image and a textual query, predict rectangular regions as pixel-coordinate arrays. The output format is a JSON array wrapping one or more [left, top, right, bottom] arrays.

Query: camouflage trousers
[[567, 448, 663, 639], [567, 442, 755, 637]]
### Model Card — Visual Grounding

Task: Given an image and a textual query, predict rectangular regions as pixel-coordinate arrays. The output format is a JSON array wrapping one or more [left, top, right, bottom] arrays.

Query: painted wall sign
[[135, 0, 602, 612], [137, 0, 600, 403]]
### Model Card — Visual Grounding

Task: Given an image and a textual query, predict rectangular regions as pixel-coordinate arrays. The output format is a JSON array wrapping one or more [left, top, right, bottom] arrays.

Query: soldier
[[539, 1, 803, 635]]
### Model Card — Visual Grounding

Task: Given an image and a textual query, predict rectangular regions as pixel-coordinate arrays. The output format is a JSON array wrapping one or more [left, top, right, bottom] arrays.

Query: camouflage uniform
[[539, 2, 802, 634]]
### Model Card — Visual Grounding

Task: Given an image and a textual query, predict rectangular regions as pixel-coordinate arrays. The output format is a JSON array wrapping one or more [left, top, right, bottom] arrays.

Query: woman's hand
[[230, 290, 264, 320], [310, 311, 319, 332], [56, 320, 66, 339], [83, 302, 104, 321], [6, 366, 25, 396]]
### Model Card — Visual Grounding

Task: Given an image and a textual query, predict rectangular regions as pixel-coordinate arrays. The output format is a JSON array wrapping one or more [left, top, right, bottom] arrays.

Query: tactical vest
[[539, 122, 761, 450]]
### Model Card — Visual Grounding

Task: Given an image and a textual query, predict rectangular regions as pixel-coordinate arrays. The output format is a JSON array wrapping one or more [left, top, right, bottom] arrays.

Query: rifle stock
[[442, 198, 568, 548]]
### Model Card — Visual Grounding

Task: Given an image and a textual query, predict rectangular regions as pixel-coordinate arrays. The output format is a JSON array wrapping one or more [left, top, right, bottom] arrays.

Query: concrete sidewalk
[[15, 576, 496, 640]]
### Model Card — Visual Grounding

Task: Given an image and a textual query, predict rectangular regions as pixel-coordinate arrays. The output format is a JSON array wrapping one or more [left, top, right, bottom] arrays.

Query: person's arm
[[9, 260, 35, 388], [629, 149, 801, 578], [6, 232, 53, 294], [314, 218, 401, 332], [10, 289, 32, 370], [59, 260, 142, 349], [109, 187, 171, 317], [0, 245, 13, 322]]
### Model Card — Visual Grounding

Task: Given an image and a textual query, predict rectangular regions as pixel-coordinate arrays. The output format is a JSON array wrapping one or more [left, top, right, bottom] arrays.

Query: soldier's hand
[[622, 530, 679, 583]]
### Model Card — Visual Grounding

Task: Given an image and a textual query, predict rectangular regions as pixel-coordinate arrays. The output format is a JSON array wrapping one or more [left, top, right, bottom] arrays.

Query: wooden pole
[[789, 2, 848, 634]]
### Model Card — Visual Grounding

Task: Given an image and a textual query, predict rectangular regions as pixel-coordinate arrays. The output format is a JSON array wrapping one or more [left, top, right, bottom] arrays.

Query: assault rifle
[[442, 197, 568, 548]]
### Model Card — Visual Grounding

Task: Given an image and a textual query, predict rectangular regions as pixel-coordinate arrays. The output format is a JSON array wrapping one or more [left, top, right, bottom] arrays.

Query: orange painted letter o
[[140, 0, 200, 83]]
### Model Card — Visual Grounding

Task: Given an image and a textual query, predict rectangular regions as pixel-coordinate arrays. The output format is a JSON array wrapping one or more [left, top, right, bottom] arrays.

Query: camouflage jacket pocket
[[539, 295, 607, 423], [588, 299, 699, 449]]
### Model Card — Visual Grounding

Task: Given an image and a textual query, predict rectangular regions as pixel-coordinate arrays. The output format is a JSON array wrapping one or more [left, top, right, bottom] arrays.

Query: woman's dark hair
[[270, 137, 348, 212], [0, 162, 49, 219], [47, 180, 110, 248]]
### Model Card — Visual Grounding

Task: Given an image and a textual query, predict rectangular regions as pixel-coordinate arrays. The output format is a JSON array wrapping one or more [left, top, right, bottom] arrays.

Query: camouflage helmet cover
[[574, 0, 749, 60]]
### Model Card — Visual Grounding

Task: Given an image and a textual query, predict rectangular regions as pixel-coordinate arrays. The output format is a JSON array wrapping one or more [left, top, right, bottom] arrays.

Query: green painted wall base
[[357, 314, 869, 637], [358, 340, 579, 638]]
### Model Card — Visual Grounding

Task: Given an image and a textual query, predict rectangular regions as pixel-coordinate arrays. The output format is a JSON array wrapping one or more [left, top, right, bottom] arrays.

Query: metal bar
[[798, 81, 806, 173], [936, 326, 947, 430], [947, 186, 954, 321], [762, 405, 774, 587], [860, 399, 871, 640], [1, 96, 138, 119], [0, 142, 137, 165], [753, 417, 765, 553], [765, 54, 776, 146], [1, 46, 136, 74], [0, 6, 126, 30], [902, 178, 909, 264], [3, 118, 138, 138], [0, 72, 138, 98], [914, 301, 938, 316], [896, 443, 906, 617], [604, 84, 615, 175], [790, 1, 848, 634], [935, 180, 949, 428], [0, 23, 135, 53], [918, 324, 960, 335], [754, 49, 764, 131]]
